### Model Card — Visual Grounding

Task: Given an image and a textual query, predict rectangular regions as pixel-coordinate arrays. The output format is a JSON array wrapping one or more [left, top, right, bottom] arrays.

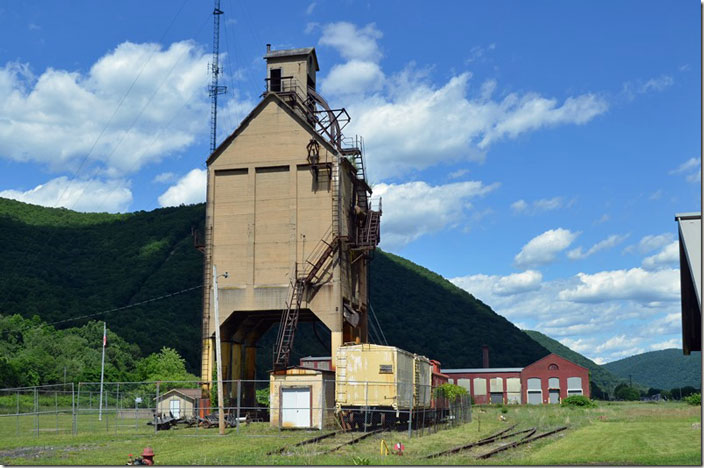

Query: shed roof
[[155, 388, 201, 401]]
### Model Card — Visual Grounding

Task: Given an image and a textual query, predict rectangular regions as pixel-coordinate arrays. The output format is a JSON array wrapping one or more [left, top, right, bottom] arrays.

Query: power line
[[0, 285, 203, 338], [47, 284, 203, 326]]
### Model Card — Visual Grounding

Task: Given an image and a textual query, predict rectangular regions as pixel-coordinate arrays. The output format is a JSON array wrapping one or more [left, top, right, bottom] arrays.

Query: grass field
[[0, 402, 700, 465]]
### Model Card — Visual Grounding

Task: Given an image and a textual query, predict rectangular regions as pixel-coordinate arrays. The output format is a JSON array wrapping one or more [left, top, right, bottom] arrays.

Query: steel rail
[[476, 426, 568, 460]]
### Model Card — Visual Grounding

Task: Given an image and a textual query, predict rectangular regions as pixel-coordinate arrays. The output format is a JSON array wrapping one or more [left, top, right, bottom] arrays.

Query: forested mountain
[[0, 197, 549, 381], [0, 197, 205, 369], [523, 330, 626, 396], [603, 348, 702, 390]]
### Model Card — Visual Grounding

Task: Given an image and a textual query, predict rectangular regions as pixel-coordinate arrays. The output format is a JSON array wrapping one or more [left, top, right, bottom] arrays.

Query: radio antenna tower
[[209, 0, 227, 154]]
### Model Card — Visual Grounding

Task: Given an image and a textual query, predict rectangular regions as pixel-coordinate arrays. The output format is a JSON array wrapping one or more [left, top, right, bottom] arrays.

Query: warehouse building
[[443, 353, 590, 404]]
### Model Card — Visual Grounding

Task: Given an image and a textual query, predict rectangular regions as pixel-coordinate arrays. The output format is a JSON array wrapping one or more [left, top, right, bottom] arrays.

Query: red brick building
[[442, 353, 590, 405]]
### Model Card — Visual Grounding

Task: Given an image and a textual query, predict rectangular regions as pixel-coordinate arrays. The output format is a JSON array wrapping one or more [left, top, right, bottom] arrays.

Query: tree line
[[0, 314, 197, 388]]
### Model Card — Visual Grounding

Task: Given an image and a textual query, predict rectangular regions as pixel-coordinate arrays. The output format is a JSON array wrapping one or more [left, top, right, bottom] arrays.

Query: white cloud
[[558, 267, 679, 304], [642, 241, 679, 270], [305, 2, 317, 15], [321, 60, 385, 96], [374, 179, 499, 250], [448, 168, 469, 179], [624, 232, 674, 254], [669, 157, 701, 183], [0, 176, 131, 212], [0, 41, 248, 176], [153, 172, 176, 184], [644, 312, 681, 336], [452, 271, 544, 299], [511, 199, 528, 213], [514, 228, 578, 268], [465, 43, 496, 64], [649, 338, 681, 350], [314, 23, 607, 181], [595, 335, 640, 353], [477, 93, 607, 149], [567, 233, 629, 260], [318, 22, 383, 62], [157, 168, 206, 207], [354, 73, 606, 180], [511, 196, 570, 214], [452, 266, 681, 363], [622, 75, 674, 100]]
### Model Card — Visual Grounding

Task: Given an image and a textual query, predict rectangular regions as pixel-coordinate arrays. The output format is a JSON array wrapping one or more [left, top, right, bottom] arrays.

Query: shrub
[[500, 406, 508, 414], [561, 395, 597, 408], [434, 383, 468, 401], [256, 388, 270, 406], [685, 393, 701, 406]]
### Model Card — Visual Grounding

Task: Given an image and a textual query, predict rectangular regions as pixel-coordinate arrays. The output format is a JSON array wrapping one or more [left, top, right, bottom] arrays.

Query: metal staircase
[[355, 199, 382, 249], [272, 276, 306, 371], [273, 229, 340, 371]]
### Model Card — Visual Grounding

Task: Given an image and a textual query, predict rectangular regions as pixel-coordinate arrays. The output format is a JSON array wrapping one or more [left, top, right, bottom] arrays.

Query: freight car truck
[[335, 344, 436, 429]]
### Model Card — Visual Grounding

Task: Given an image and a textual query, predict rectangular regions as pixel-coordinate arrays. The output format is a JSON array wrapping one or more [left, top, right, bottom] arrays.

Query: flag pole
[[98, 322, 106, 421]]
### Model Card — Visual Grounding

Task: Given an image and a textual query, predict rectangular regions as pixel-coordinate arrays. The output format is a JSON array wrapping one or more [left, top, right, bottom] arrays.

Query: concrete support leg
[[243, 346, 257, 410], [201, 338, 213, 396], [330, 331, 342, 369], [231, 344, 243, 402], [221, 340, 232, 403]]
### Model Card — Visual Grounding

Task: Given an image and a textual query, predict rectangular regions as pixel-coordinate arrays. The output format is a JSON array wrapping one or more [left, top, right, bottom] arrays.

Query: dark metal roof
[[264, 46, 319, 71], [264, 47, 314, 59], [442, 368, 524, 374]]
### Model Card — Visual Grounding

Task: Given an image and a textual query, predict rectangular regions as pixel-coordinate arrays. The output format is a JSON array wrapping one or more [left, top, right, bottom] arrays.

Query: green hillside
[[603, 348, 702, 390], [523, 330, 625, 396], [0, 197, 549, 380], [0, 197, 205, 370]]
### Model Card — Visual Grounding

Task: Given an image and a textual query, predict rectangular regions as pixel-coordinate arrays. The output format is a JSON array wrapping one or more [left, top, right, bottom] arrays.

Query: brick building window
[[548, 363, 559, 370]]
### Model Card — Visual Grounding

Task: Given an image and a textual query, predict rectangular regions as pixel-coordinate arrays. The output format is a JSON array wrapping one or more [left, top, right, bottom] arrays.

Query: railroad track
[[425, 424, 567, 460], [269, 428, 386, 456]]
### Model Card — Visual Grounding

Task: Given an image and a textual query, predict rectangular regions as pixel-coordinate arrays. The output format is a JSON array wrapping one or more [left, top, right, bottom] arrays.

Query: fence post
[[55, 390, 59, 433], [16, 390, 19, 436], [154, 382, 160, 435], [236, 380, 241, 433], [115, 383, 119, 435], [34, 386, 38, 437], [72, 383, 76, 436], [76, 384, 82, 435]]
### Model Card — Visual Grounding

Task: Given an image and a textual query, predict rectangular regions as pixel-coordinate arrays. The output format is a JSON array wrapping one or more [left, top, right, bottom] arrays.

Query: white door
[[281, 388, 310, 428], [169, 398, 181, 418]]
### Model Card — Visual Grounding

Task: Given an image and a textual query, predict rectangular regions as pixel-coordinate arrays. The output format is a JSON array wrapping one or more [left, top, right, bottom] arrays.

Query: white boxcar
[[335, 344, 432, 411]]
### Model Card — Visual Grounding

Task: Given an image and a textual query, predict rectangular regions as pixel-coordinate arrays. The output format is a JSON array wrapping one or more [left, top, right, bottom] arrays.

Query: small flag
[[103, 328, 107, 347]]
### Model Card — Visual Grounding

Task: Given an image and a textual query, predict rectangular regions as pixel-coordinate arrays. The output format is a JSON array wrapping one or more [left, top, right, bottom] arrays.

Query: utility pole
[[212, 265, 228, 435]]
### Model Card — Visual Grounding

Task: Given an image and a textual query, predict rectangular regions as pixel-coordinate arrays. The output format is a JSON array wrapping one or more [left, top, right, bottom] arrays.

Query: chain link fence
[[0, 379, 470, 440]]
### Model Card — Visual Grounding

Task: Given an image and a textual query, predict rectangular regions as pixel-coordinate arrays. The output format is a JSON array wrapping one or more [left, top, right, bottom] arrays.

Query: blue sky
[[0, 1, 700, 364]]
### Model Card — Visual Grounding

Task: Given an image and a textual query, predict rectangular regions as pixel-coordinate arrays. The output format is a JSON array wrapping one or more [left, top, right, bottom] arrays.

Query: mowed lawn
[[0, 402, 700, 465]]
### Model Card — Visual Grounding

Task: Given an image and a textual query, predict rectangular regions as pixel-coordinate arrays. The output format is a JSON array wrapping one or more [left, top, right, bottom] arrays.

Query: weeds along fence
[[0, 379, 471, 439]]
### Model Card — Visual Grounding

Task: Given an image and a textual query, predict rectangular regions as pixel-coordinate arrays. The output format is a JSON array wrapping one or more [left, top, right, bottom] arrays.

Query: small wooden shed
[[156, 388, 200, 418], [270, 367, 335, 429]]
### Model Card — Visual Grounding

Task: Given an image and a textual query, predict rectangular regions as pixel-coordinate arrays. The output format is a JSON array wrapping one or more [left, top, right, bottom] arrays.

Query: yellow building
[[201, 45, 381, 406]]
